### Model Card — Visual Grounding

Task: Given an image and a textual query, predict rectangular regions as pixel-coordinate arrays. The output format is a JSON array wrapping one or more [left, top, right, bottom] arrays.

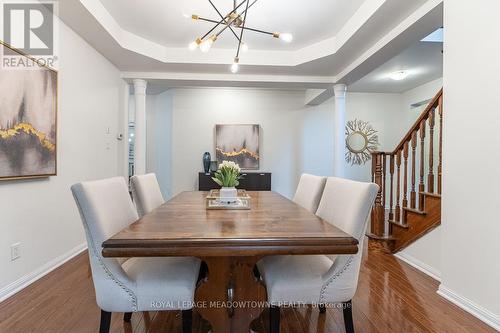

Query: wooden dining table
[[102, 191, 358, 333]]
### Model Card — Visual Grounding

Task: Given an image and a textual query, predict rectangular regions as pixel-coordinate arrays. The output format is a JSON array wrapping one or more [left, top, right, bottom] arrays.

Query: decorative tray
[[206, 198, 251, 210], [206, 189, 251, 199]]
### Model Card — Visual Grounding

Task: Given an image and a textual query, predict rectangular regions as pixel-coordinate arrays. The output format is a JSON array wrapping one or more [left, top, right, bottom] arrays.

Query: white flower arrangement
[[212, 160, 242, 187]]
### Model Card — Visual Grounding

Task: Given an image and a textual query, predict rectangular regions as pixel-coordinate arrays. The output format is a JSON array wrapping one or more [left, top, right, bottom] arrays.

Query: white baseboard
[[438, 285, 500, 331], [394, 251, 441, 282], [0, 243, 87, 303]]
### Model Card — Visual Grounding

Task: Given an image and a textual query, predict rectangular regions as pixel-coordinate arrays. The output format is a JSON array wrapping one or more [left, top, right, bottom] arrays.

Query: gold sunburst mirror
[[345, 119, 379, 165]]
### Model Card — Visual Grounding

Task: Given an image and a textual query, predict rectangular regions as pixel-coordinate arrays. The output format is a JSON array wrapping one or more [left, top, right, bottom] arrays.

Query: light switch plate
[[11, 242, 21, 261]]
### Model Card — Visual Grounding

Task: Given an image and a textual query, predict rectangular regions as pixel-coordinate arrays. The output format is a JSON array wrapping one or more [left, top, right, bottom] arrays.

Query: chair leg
[[343, 300, 355, 333], [270, 305, 280, 333], [319, 304, 326, 313], [124, 312, 132, 322], [99, 310, 111, 333], [182, 309, 193, 333]]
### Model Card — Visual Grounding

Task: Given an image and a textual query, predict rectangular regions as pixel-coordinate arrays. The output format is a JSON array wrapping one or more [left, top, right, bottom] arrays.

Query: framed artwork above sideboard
[[215, 124, 260, 170]]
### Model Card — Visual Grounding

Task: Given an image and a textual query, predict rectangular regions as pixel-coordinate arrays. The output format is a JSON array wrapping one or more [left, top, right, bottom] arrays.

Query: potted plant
[[212, 160, 241, 200]]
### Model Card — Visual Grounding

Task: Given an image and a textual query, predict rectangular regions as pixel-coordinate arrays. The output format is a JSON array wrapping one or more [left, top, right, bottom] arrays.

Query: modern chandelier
[[187, 0, 293, 73]]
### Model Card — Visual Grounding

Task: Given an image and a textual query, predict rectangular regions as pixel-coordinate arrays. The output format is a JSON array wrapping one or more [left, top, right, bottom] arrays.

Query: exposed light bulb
[[200, 40, 212, 53], [188, 41, 198, 51], [241, 42, 249, 52], [279, 33, 293, 42], [231, 58, 239, 73], [188, 38, 201, 51], [200, 36, 216, 53], [389, 70, 409, 81], [182, 13, 190, 19]]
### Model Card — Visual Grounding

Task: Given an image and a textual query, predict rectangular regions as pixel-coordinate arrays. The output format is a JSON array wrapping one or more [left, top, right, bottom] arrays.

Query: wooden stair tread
[[388, 220, 409, 229], [403, 207, 426, 215], [421, 191, 441, 198], [366, 232, 396, 241]]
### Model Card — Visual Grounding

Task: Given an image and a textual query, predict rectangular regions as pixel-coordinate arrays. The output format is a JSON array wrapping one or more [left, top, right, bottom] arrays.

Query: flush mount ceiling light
[[389, 70, 409, 81], [187, 0, 293, 73]]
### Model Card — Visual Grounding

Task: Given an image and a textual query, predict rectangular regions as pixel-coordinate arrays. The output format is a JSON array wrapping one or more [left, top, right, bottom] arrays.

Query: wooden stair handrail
[[369, 88, 443, 243], [374, 88, 443, 155]]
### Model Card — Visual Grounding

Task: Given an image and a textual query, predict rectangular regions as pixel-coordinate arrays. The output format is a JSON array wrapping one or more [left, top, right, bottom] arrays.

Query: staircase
[[367, 88, 443, 253]]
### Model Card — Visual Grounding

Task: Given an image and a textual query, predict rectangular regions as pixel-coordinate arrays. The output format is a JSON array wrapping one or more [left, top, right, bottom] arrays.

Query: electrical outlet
[[11, 243, 21, 261]]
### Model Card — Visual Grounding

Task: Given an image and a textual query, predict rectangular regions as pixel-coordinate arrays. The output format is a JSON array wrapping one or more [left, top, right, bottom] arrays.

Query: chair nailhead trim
[[84, 225, 138, 311], [319, 255, 354, 303]]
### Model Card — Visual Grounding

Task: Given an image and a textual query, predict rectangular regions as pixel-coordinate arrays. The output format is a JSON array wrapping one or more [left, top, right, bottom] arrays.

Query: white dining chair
[[71, 177, 200, 333], [292, 173, 327, 213], [130, 173, 165, 217], [258, 177, 379, 333]]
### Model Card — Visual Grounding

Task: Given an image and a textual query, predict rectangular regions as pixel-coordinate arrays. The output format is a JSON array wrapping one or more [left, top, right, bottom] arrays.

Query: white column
[[133, 79, 147, 175], [333, 84, 347, 178]]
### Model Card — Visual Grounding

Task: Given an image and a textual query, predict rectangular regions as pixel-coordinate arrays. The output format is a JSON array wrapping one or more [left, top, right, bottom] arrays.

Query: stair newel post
[[371, 152, 385, 237], [410, 132, 417, 209], [438, 95, 443, 194], [418, 120, 426, 209], [388, 154, 395, 221], [428, 108, 435, 193], [395, 150, 402, 222]]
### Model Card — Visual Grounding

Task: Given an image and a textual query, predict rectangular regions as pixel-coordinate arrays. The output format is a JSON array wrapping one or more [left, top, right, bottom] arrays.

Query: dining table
[[102, 191, 359, 333]]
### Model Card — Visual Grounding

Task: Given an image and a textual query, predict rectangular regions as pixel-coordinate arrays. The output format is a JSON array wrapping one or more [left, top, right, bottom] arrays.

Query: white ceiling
[[349, 41, 443, 93], [56, 0, 443, 92], [99, 0, 366, 51]]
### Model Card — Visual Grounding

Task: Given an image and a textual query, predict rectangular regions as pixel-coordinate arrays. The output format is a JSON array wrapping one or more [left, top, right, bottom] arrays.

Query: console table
[[198, 172, 271, 191]]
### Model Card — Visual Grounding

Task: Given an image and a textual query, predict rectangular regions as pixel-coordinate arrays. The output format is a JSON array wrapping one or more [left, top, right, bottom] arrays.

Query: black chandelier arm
[[214, 0, 258, 39], [197, 17, 274, 37], [207, 0, 241, 42], [236, 0, 250, 58], [201, 0, 248, 40]]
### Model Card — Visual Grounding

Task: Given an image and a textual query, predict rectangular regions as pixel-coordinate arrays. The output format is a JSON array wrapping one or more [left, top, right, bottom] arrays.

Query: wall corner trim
[[0, 243, 87, 303], [394, 252, 441, 282], [437, 285, 500, 331]]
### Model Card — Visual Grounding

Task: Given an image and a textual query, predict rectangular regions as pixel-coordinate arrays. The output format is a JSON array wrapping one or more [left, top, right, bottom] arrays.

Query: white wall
[[0, 19, 123, 298], [171, 88, 316, 198], [401, 78, 443, 125], [148, 88, 405, 199], [439, 0, 500, 329], [345, 93, 403, 182]]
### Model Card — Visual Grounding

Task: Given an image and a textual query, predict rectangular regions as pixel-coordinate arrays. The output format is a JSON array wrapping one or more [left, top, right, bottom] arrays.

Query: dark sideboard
[[198, 172, 272, 191]]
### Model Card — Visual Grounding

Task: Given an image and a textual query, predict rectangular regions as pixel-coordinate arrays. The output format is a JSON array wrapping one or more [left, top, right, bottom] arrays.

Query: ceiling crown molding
[[78, 0, 388, 67]]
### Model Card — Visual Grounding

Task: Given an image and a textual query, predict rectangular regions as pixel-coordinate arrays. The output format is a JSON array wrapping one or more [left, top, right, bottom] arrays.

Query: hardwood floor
[[0, 241, 494, 333]]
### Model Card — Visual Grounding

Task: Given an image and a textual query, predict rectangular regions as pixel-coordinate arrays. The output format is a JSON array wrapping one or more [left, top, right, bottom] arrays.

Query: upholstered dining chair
[[292, 173, 327, 213], [130, 173, 165, 217], [71, 177, 200, 333], [258, 177, 379, 333]]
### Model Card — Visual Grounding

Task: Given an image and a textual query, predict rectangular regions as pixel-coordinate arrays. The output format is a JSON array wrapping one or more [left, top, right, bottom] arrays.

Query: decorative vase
[[202, 152, 211, 174], [220, 187, 238, 200]]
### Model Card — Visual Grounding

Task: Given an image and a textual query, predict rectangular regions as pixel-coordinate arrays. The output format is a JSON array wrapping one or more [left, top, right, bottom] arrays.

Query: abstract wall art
[[0, 42, 57, 180], [215, 124, 260, 170]]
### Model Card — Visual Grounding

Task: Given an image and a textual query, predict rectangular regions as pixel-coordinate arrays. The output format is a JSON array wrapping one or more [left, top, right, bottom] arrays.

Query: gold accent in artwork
[[0, 122, 55, 151], [215, 147, 259, 160]]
